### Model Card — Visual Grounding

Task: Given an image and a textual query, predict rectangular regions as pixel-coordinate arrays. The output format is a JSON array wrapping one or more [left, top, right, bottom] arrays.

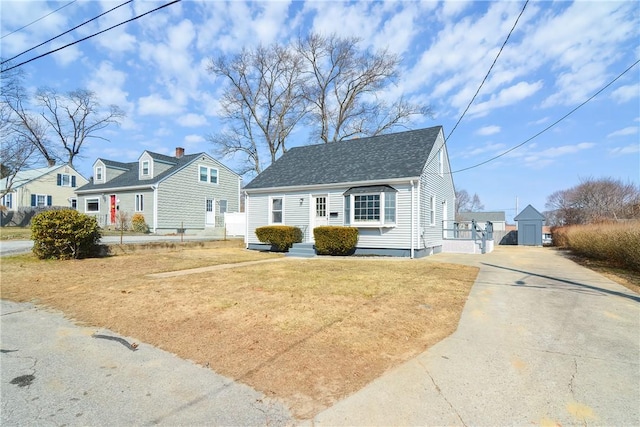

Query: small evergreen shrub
[[31, 209, 102, 259], [313, 226, 359, 256], [255, 226, 302, 251], [131, 213, 149, 233]]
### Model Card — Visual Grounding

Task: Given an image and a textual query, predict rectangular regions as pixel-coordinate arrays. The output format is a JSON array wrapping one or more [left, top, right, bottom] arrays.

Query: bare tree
[[455, 189, 485, 214], [545, 177, 640, 225], [36, 88, 125, 168], [206, 44, 307, 175], [1, 63, 40, 198], [297, 33, 431, 143]]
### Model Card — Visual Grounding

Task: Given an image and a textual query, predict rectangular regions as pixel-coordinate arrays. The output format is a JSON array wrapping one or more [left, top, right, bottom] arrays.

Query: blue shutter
[[71, 176, 76, 187], [31, 194, 36, 206], [47, 195, 52, 206], [57, 174, 62, 186]]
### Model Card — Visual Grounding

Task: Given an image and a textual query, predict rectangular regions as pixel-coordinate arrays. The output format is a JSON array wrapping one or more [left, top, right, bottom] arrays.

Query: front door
[[205, 198, 215, 226], [312, 195, 328, 240], [109, 195, 117, 224]]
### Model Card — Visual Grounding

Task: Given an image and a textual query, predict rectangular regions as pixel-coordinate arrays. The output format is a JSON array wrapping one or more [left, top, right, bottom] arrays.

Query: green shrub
[[131, 213, 149, 233], [31, 209, 102, 259], [255, 225, 302, 251], [313, 226, 359, 256]]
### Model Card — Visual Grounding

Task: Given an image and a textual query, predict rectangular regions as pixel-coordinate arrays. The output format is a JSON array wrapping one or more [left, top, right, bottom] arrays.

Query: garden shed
[[514, 204, 545, 246]]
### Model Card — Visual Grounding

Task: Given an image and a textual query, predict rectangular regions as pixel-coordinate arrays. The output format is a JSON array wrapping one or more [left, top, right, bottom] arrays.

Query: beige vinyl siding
[[13, 166, 87, 209], [155, 157, 240, 232]]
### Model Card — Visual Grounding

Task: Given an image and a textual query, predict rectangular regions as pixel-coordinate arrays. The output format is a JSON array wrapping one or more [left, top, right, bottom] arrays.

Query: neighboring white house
[[243, 126, 456, 258], [1, 164, 88, 211], [456, 211, 506, 231], [75, 147, 242, 235]]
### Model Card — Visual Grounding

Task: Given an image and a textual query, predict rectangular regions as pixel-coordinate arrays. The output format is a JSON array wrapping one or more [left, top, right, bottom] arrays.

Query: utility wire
[[1, 1, 77, 40], [1, 0, 181, 74], [451, 58, 640, 174], [447, 0, 529, 142], [2, 0, 133, 65]]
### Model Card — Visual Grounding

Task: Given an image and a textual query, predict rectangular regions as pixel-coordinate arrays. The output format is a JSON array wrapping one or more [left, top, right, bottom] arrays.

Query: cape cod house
[[243, 126, 456, 257], [1, 164, 88, 212], [75, 148, 241, 235]]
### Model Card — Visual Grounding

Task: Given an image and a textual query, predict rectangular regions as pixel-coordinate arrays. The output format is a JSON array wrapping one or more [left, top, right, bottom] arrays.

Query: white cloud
[[609, 144, 640, 156], [178, 113, 208, 127], [611, 83, 640, 104], [138, 94, 182, 116], [476, 125, 501, 136], [469, 81, 543, 117], [607, 127, 638, 138]]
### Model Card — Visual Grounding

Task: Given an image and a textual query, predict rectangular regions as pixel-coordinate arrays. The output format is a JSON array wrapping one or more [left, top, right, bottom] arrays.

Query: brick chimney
[[175, 147, 185, 158]]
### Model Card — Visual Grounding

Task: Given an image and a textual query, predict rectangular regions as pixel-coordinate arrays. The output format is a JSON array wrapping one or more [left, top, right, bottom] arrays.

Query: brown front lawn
[[0, 240, 478, 419]]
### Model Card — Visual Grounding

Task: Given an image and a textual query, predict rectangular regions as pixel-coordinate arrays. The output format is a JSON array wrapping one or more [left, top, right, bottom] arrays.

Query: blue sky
[[2, 0, 639, 222]]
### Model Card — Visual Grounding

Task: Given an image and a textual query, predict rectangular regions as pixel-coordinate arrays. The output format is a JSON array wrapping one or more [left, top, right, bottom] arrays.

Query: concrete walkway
[[312, 246, 640, 426]]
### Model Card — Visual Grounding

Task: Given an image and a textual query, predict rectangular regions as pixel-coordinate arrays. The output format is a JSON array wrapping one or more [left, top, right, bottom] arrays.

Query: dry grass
[[0, 241, 477, 419], [0, 226, 32, 240], [564, 251, 640, 295]]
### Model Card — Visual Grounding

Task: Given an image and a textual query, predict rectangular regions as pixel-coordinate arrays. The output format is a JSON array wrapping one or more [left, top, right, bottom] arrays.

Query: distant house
[[514, 204, 545, 246], [75, 147, 242, 235], [243, 126, 456, 258], [0, 164, 88, 211], [456, 211, 506, 231]]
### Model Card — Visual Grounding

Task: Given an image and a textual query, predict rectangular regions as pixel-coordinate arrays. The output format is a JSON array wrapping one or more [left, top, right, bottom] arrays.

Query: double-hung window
[[344, 186, 397, 227], [199, 166, 218, 184], [2, 193, 13, 209], [95, 167, 103, 182], [57, 173, 76, 187], [270, 197, 283, 224], [135, 194, 144, 212], [141, 161, 150, 176], [31, 194, 51, 207], [429, 195, 436, 226]]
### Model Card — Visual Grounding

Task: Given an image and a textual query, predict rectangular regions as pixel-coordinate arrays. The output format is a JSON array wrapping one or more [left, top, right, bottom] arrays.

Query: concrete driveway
[[312, 246, 640, 426]]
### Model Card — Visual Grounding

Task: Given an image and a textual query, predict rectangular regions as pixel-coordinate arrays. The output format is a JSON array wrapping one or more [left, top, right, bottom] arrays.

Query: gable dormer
[[139, 152, 154, 180], [93, 160, 106, 184]]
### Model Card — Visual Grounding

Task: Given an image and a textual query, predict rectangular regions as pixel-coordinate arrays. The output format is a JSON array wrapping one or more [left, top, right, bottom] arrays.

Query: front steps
[[286, 242, 317, 258]]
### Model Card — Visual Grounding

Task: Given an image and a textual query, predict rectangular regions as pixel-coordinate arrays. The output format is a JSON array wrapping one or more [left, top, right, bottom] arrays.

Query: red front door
[[110, 195, 117, 224]]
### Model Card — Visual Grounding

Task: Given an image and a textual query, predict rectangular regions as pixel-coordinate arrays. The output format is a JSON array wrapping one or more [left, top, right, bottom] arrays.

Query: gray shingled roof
[[457, 211, 506, 222], [76, 153, 202, 192], [244, 126, 443, 190]]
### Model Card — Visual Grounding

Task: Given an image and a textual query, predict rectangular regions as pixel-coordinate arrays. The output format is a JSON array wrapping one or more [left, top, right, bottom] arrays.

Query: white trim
[[429, 195, 436, 226], [245, 177, 420, 195], [198, 164, 219, 185], [244, 191, 249, 247], [410, 180, 415, 259], [76, 184, 155, 194], [135, 194, 144, 212], [140, 160, 151, 178], [85, 197, 100, 213], [269, 195, 284, 225], [345, 191, 397, 228]]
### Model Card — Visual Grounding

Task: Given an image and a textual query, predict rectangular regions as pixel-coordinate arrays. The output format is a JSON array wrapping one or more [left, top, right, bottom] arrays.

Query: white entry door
[[312, 195, 328, 239], [205, 198, 215, 226]]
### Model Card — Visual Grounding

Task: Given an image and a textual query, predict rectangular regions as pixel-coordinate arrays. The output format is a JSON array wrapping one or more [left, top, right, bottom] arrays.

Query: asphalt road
[[0, 235, 224, 257]]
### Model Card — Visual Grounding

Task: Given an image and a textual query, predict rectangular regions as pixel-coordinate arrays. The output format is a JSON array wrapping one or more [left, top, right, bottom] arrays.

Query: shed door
[[523, 224, 536, 245], [205, 198, 215, 226]]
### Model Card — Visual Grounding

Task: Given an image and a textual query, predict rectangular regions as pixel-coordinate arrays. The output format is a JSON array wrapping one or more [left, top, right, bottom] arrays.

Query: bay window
[[343, 185, 397, 227]]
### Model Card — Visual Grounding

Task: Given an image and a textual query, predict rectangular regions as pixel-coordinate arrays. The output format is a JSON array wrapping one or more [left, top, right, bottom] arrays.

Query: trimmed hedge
[[313, 226, 359, 256], [255, 225, 303, 251], [31, 209, 102, 259]]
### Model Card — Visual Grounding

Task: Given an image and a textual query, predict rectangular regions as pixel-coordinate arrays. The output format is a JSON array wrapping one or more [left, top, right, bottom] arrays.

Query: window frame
[[135, 194, 144, 212], [95, 166, 103, 182], [2, 193, 13, 209], [429, 195, 436, 226], [85, 198, 100, 213], [219, 199, 228, 214], [141, 160, 150, 177], [269, 196, 284, 224], [198, 165, 219, 185], [345, 191, 396, 227]]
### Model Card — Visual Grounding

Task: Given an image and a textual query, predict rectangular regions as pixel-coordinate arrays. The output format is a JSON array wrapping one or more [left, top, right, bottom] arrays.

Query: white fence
[[224, 212, 246, 236]]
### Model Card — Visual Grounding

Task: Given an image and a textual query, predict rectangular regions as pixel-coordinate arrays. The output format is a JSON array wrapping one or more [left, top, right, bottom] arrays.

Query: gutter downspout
[[244, 191, 249, 248], [152, 185, 158, 233], [410, 180, 415, 259]]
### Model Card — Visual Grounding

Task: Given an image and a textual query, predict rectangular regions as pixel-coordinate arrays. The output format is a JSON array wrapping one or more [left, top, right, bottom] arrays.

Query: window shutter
[[47, 195, 52, 206], [57, 174, 62, 186], [31, 195, 36, 206], [71, 176, 76, 187]]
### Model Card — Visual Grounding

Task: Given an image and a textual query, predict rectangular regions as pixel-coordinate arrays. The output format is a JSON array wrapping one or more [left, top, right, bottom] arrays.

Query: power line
[[446, 0, 529, 142], [2, 0, 133, 65], [1, 0, 181, 74], [1, 1, 77, 40], [451, 58, 640, 174]]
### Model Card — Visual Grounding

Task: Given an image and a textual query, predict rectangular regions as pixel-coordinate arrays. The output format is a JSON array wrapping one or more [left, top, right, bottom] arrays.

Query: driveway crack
[[417, 359, 467, 427]]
